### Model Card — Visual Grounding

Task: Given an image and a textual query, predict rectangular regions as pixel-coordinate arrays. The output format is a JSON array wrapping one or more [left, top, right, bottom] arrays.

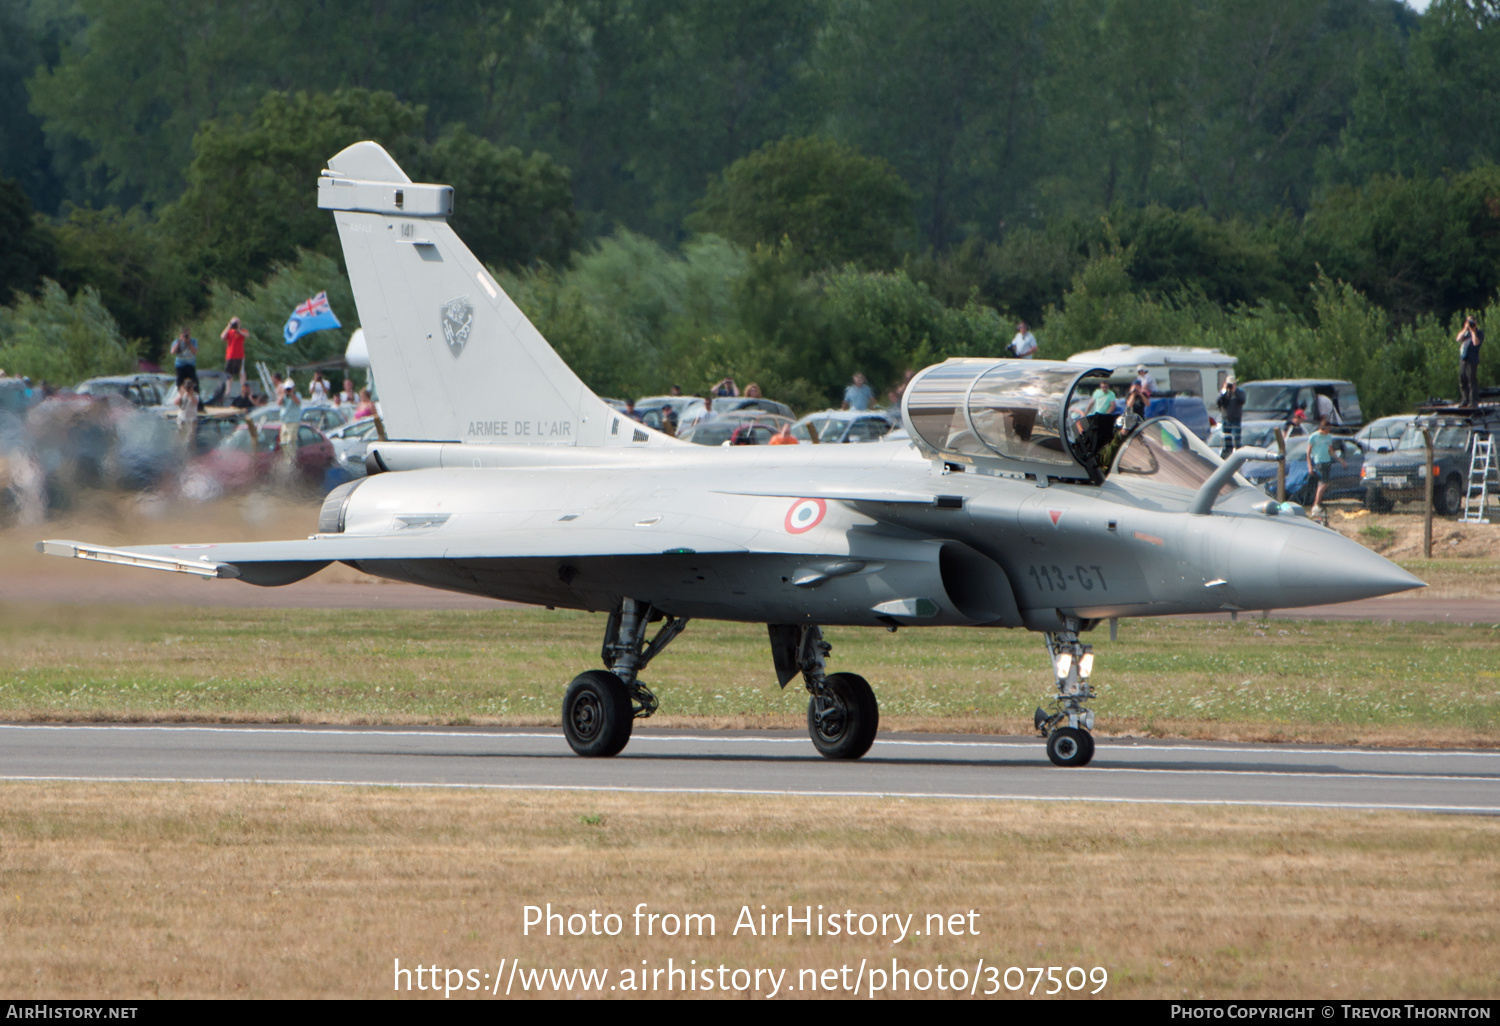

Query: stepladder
[[1462, 433, 1494, 523]]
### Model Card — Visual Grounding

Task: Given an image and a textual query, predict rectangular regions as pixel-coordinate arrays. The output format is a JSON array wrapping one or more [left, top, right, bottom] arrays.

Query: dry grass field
[[0, 782, 1495, 1000]]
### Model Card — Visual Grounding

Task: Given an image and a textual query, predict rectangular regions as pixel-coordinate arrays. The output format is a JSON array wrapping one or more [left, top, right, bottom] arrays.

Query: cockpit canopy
[[901, 359, 1112, 481]]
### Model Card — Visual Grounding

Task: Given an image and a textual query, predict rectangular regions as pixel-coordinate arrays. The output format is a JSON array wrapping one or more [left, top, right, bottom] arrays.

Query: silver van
[[1066, 344, 1237, 401]]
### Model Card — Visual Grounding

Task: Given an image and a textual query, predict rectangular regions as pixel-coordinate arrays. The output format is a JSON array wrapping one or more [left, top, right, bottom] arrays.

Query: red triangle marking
[[1048, 509, 1063, 526]]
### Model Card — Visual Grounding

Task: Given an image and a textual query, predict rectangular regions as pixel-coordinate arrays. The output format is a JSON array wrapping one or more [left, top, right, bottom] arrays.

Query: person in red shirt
[[220, 317, 247, 387]]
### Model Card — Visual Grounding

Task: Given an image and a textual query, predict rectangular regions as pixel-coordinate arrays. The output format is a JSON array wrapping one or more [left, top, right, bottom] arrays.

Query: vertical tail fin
[[318, 141, 664, 448]]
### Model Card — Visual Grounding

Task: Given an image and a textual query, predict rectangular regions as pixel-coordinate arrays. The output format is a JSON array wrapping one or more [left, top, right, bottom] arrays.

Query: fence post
[[1423, 425, 1434, 559], [1275, 428, 1286, 503]]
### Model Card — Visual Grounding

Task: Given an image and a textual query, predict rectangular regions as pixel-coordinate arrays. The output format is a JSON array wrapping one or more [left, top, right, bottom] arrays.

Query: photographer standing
[[170, 328, 198, 389], [220, 317, 246, 388], [1217, 375, 1245, 456], [1458, 316, 1484, 407], [1008, 321, 1038, 358]]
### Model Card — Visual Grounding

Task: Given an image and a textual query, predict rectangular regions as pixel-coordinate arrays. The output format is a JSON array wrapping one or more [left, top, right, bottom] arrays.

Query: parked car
[[1355, 415, 1417, 455], [1205, 421, 1286, 452], [161, 372, 271, 410], [1360, 414, 1496, 515], [1241, 435, 1366, 506], [73, 374, 168, 408], [678, 413, 793, 446], [326, 416, 381, 477], [677, 396, 794, 431], [1238, 379, 1363, 431], [248, 402, 352, 434], [791, 409, 897, 444], [190, 410, 247, 453], [717, 396, 794, 418], [636, 395, 794, 435], [1111, 394, 1211, 439], [181, 419, 337, 499], [634, 396, 697, 434]]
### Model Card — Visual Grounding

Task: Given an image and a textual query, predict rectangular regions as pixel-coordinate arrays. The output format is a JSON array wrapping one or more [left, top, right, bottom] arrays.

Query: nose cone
[[1276, 528, 1425, 606]]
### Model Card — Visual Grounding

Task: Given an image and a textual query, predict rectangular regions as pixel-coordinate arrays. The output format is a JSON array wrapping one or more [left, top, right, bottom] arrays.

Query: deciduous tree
[[689, 136, 914, 270]]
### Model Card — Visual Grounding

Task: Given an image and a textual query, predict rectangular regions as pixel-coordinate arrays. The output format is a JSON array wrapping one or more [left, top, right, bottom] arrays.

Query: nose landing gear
[[1033, 627, 1097, 767]]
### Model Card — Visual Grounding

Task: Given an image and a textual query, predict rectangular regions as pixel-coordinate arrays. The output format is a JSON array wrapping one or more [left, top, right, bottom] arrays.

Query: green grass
[[1396, 558, 1500, 579], [1, 603, 1496, 740]]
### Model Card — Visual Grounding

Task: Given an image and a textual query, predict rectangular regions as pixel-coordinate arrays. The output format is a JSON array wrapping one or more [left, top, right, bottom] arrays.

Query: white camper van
[[1065, 345, 1237, 400]]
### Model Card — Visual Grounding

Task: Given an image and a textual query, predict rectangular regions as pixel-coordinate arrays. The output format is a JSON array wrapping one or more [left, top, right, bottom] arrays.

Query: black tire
[[1436, 475, 1464, 517], [562, 670, 633, 757], [807, 672, 879, 760], [1047, 726, 1094, 767], [1364, 488, 1392, 514]]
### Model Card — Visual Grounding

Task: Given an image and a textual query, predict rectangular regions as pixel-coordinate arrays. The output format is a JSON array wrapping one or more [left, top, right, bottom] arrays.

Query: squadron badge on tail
[[441, 296, 474, 358]]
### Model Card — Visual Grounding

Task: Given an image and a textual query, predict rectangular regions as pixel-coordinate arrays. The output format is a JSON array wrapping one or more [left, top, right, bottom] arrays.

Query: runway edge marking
[[1, 774, 1497, 815]]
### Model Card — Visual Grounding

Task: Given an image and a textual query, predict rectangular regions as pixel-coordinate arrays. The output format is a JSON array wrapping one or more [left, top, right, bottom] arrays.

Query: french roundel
[[784, 498, 827, 534]]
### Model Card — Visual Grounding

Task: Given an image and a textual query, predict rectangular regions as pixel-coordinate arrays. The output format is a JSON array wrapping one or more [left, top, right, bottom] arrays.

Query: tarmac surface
[[2, 723, 1496, 814]]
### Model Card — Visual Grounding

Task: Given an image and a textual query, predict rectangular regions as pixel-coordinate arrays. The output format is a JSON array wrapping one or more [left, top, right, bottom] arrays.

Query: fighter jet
[[38, 142, 1424, 767]]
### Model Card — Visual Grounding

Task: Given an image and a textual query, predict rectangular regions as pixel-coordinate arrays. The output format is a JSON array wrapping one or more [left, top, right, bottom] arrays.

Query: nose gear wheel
[[1046, 726, 1094, 768]]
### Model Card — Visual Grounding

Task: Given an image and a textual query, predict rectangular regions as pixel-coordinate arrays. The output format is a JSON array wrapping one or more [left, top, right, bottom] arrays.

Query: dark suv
[[1360, 413, 1496, 515], [1238, 379, 1363, 432]]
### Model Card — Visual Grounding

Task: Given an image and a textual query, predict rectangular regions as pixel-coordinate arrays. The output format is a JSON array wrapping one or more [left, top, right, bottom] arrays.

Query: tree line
[[0, 0, 1497, 416]]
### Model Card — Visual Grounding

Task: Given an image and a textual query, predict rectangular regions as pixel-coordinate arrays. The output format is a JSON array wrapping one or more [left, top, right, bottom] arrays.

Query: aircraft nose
[[1276, 528, 1425, 605]]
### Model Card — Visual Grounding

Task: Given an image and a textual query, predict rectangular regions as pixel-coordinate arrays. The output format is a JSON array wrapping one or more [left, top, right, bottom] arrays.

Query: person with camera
[[170, 328, 199, 389], [1217, 375, 1246, 456], [1458, 316, 1484, 407], [220, 317, 247, 387], [1007, 321, 1038, 358]]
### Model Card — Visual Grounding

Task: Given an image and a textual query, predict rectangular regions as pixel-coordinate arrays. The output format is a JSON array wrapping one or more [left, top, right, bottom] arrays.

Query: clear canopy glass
[[904, 360, 1101, 470], [1112, 417, 1246, 495]]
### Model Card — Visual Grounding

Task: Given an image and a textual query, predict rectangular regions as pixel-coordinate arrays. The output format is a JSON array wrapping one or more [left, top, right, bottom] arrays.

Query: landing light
[[1054, 648, 1094, 680]]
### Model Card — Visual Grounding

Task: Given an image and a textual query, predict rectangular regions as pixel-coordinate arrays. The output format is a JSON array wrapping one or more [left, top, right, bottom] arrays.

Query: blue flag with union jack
[[283, 291, 342, 345]]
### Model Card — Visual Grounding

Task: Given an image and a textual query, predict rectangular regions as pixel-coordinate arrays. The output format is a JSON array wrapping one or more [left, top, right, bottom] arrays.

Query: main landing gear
[[766, 624, 879, 760], [561, 598, 688, 757], [1033, 625, 1097, 767], [796, 625, 879, 760], [560, 608, 881, 760]]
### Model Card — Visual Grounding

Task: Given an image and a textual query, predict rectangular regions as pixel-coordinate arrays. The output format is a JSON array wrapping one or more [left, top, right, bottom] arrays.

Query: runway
[[2, 723, 1496, 814]]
